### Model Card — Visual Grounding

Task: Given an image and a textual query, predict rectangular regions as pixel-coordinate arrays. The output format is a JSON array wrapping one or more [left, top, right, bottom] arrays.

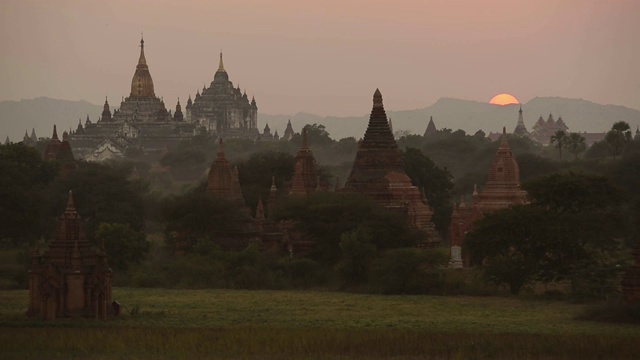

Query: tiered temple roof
[[344, 89, 439, 245]]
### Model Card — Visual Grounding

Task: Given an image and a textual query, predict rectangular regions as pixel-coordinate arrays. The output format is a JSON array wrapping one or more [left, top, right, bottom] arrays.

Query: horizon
[[1, 0, 639, 117]]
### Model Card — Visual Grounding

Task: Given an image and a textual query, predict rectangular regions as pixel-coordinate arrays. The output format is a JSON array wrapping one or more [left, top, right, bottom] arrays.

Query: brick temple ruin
[[27, 191, 113, 320], [448, 128, 529, 268], [343, 89, 440, 246]]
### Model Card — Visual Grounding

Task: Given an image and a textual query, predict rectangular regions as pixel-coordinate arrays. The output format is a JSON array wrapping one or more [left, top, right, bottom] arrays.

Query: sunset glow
[[489, 93, 520, 106]]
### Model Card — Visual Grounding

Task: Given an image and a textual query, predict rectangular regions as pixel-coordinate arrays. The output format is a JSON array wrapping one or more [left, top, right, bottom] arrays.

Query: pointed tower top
[[52, 125, 59, 140], [66, 190, 75, 211], [256, 196, 265, 221], [499, 126, 510, 148], [138, 35, 147, 65], [459, 195, 467, 209], [270, 175, 277, 192], [218, 51, 225, 71], [373, 88, 383, 108]]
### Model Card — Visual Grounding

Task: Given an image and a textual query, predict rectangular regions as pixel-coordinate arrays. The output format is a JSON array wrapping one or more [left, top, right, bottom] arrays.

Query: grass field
[[1, 288, 639, 359]]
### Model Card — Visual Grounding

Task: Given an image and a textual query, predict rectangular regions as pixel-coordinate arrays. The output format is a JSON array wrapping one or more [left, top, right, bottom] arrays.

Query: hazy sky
[[1, 0, 639, 116]]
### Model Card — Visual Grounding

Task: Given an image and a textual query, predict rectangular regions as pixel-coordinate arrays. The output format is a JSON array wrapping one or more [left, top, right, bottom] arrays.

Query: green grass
[[1, 288, 639, 359]]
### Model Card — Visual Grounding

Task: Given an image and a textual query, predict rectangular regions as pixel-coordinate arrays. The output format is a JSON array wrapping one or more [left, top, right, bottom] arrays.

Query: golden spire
[[138, 35, 147, 66], [218, 51, 225, 71]]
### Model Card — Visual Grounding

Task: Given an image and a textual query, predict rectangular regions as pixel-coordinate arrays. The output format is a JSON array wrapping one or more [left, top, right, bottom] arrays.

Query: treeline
[[1, 121, 639, 301]]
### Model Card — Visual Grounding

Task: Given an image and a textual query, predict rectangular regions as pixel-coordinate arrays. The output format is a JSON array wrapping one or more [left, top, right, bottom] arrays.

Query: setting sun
[[489, 93, 519, 106]]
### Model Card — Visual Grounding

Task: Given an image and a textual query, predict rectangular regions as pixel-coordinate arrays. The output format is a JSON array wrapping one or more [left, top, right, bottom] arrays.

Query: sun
[[489, 93, 519, 106]]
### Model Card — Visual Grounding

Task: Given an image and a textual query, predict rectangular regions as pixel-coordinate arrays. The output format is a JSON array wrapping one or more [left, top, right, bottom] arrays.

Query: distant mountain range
[[2, 96, 639, 143]]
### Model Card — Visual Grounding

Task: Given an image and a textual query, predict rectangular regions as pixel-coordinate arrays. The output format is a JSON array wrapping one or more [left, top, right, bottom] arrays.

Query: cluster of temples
[[198, 89, 441, 253], [66, 37, 281, 162]]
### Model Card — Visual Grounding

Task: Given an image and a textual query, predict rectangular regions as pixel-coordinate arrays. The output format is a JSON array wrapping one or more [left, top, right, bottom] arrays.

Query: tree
[[48, 161, 146, 242], [95, 223, 149, 271], [402, 147, 454, 233], [605, 121, 632, 158], [565, 132, 587, 160], [161, 186, 249, 251], [550, 130, 568, 159], [272, 192, 421, 264], [235, 151, 295, 211], [0, 143, 59, 245], [467, 173, 628, 296], [336, 227, 376, 286]]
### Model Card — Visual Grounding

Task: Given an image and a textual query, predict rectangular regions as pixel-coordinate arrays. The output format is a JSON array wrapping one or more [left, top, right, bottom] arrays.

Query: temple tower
[[44, 125, 61, 161], [344, 89, 439, 245], [130, 36, 155, 98], [283, 120, 295, 141], [513, 106, 529, 136], [449, 128, 528, 267], [424, 116, 437, 137], [27, 191, 113, 320], [206, 138, 244, 202], [101, 97, 112, 123], [289, 128, 318, 195]]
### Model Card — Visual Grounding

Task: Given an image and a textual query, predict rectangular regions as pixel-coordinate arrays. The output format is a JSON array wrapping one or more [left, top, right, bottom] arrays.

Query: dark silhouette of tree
[[605, 121, 632, 158], [550, 130, 568, 159], [467, 173, 628, 296], [402, 147, 453, 233], [566, 132, 587, 160]]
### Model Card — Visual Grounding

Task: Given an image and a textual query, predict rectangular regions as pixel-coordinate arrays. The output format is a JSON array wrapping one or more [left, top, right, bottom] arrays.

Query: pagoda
[[289, 128, 318, 196], [512, 106, 529, 136], [70, 36, 194, 161], [282, 120, 295, 141], [27, 191, 113, 320], [424, 116, 437, 136], [44, 125, 77, 174], [344, 89, 439, 245], [449, 128, 528, 267], [186, 52, 258, 138], [206, 138, 244, 202]]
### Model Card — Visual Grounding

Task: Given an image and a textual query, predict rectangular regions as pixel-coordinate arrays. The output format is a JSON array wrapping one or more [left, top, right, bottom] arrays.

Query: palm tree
[[606, 121, 632, 158], [550, 130, 567, 159], [566, 132, 587, 160]]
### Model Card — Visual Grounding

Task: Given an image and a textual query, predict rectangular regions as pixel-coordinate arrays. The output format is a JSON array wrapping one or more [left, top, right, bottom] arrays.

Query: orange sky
[[1, 0, 639, 115]]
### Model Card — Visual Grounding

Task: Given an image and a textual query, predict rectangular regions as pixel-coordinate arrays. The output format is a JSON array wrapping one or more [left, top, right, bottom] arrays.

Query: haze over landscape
[[2, 0, 640, 141]]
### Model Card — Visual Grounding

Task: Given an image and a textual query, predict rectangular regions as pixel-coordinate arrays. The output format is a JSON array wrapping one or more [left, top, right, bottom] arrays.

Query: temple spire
[[66, 190, 75, 211], [138, 35, 147, 65], [218, 52, 225, 71], [373, 88, 383, 108], [52, 125, 59, 140]]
